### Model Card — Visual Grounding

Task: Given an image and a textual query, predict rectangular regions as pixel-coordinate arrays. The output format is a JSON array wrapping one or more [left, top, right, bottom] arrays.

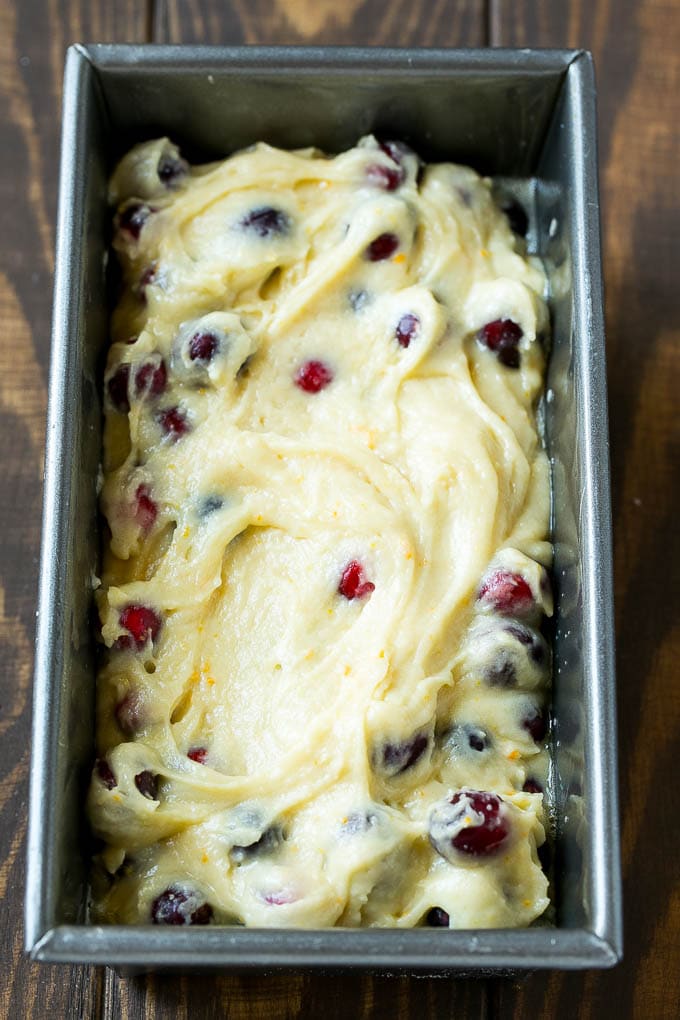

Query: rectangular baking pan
[[25, 45, 621, 973]]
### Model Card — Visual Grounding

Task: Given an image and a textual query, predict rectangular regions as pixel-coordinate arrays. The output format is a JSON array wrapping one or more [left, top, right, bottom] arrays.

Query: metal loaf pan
[[25, 45, 621, 973]]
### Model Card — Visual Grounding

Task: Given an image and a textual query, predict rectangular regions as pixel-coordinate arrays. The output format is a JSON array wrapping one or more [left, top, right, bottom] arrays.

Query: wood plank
[[490, 1, 680, 1017], [154, 0, 487, 47], [0, 3, 149, 1018], [109, 10, 492, 1020]]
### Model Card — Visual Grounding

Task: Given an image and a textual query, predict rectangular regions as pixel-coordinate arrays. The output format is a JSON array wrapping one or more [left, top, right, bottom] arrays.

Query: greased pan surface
[[25, 46, 621, 972]]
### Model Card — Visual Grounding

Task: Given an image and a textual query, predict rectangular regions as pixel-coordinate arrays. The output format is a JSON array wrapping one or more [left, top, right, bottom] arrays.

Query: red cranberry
[[426, 907, 450, 927], [187, 747, 208, 765], [134, 484, 158, 532], [477, 319, 523, 369], [157, 406, 189, 440], [135, 359, 167, 398], [379, 140, 416, 167], [378, 733, 429, 777], [366, 163, 403, 191], [118, 604, 162, 650], [95, 758, 117, 790], [114, 691, 144, 736], [395, 312, 420, 348], [523, 777, 543, 794], [188, 331, 219, 363], [365, 232, 400, 262], [151, 886, 213, 925], [118, 202, 153, 240], [240, 206, 290, 237], [107, 364, 131, 413], [157, 153, 188, 188], [338, 560, 375, 599], [479, 571, 534, 616], [523, 705, 548, 743], [134, 770, 159, 800], [295, 359, 333, 394], [429, 790, 510, 858]]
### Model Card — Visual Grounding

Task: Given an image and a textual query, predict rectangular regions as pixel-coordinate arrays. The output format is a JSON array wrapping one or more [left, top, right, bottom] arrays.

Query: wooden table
[[2, 1, 678, 1016]]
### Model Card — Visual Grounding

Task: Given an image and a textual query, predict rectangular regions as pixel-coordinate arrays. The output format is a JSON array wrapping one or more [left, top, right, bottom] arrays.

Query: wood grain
[[3, 0, 679, 1017], [154, 0, 487, 46], [490, 1, 680, 1016]]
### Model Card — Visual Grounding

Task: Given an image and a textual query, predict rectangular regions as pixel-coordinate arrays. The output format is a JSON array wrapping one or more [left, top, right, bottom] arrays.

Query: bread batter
[[88, 136, 552, 929]]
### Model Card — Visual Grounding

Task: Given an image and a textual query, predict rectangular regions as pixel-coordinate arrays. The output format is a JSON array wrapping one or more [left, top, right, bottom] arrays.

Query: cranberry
[[157, 153, 188, 188], [134, 770, 159, 800], [501, 199, 528, 238], [426, 907, 450, 927], [484, 656, 517, 688], [365, 232, 400, 262], [379, 140, 416, 167], [107, 364, 131, 413], [504, 623, 548, 665], [262, 889, 296, 906], [377, 733, 429, 776], [134, 359, 167, 398], [157, 406, 189, 440], [338, 560, 375, 599], [117, 604, 162, 650], [366, 163, 403, 191], [477, 319, 523, 369], [199, 495, 224, 517], [95, 758, 117, 790], [118, 202, 153, 240], [187, 747, 208, 765], [295, 359, 333, 394], [523, 777, 543, 794], [523, 705, 548, 743], [446, 724, 491, 756], [188, 330, 219, 363], [395, 312, 420, 348], [341, 812, 377, 835], [479, 570, 534, 616], [134, 483, 158, 532], [151, 886, 213, 925], [429, 790, 510, 858], [114, 691, 144, 735], [240, 206, 290, 237]]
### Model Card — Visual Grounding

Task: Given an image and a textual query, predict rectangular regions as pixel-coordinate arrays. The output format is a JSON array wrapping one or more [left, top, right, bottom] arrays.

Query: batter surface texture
[[89, 136, 553, 929]]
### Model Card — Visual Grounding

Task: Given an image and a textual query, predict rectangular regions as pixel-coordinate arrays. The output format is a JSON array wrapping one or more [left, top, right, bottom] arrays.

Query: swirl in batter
[[89, 136, 552, 929]]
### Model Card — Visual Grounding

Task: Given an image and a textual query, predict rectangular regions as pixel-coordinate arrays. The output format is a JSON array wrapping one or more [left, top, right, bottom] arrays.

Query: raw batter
[[88, 136, 553, 929]]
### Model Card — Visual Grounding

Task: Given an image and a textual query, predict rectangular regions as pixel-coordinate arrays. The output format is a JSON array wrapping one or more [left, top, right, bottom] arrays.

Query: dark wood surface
[[1, 1, 678, 1017]]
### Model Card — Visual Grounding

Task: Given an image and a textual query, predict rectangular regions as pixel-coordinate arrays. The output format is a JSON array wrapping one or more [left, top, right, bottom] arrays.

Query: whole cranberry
[[134, 484, 158, 532], [107, 364, 131, 413], [189, 331, 219, 363], [395, 312, 420, 348], [338, 560, 375, 599], [157, 153, 188, 188], [95, 758, 117, 790], [365, 232, 400, 262], [118, 202, 153, 241], [295, 360, 333, 394], [134, 770, 159, 800], [426, 907, 450, 927], [135, 359, 167, 398], [522, 777, 543, 794], [114, 691, 144, 736], [478, 570, 534, 616], [157, 406, 189, 440], [151, 886, 213, 925], [377, 733, 429, 776], [187, 747, 209, 765], [523, 704, 548, 743], [240, 206, 290, 237], [429, 790, 510, 858], [366, 163, 403, 192], [477, 319, 523, 368], [117, 604, 162, 650]]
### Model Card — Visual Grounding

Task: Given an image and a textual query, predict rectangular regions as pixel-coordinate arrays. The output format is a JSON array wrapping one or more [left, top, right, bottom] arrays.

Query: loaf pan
[[25, 44, 621, 973]]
